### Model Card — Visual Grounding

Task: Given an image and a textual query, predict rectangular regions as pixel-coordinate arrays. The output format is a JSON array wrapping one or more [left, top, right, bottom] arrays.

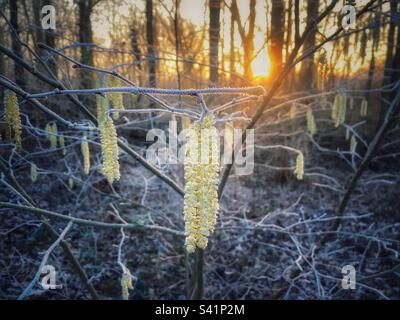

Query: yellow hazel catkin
[[360, 99, 368, 117], [183, 115, 220, 253], [4, 90, 22, 152], [59, 134, 67, 155], [81, 134, 90, 175], [332, 93, 346, 128], [30, 163, 38, 182], [290, 103, 296, 119], [46, 122, 58, 149], [306, 108, 317, 136], [68, 178, 74, 189], [100, 117, 120, 183], [294, 152, 304, 180], [350, 135, 357, 152], [120, 268, 133, 300]]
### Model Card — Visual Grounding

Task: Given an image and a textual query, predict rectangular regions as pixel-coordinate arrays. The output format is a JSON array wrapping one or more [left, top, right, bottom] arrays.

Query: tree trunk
[[32, 0, 44, 45], [389, 1, 400, 101], [174, 0, 181, 90], [33, 0, 57, 75], [382, 0, 397, 89], [77, 0, 94, 90], [269, 0, 284, 79], [9, 0, 25, 89], [146, 0, 156, 88], [299, 0, 319, 90], [0, 25, 4, 100], [209, 0, 221, 85], [130, 27, 142, 67], [294, 0, 300, 48], [44, 0, 57, 75], [230, 0, 256, 81], [229, 9, 235, 84], [243, 0, 256, 81]]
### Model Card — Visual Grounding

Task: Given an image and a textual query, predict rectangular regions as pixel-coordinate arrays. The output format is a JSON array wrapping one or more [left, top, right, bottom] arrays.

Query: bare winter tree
[[209, 0, 221, 85]]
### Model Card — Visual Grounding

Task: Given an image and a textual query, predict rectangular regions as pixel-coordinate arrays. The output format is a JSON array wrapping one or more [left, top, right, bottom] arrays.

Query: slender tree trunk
[[0, 25, 4, 100], [209, 0, 221, 85], [285, 0, 292, 63], [44, 0, 57, 75], [294, 0, 300, 47], [146, 0, 156, 88], [229, 10, 235, 84], [382, 0, 397, 89], [389, 2, 400, 101], [174, 0, 181, 90], [130, 26, 142, 71], [244, 0, 256, 81], [9, 0, 25, 89], [32, 0, 57, 76], [32, 0, 44, 45], [77, 0, 94, 91], [269, 0, 284, 79], [230, 0, 256, 81], [299, 0, 319, 90], [365, 48, 376, 137]]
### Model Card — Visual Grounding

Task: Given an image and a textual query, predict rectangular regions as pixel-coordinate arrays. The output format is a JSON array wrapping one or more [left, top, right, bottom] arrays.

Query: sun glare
[[251, 48, 271, 78]]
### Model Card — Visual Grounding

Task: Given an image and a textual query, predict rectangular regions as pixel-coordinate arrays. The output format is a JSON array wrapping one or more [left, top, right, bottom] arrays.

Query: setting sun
[[251, 48, 271, 78]]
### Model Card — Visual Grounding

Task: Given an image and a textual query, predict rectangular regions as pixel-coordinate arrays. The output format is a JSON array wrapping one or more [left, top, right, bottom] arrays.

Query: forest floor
[[1, 134, 399, 300]]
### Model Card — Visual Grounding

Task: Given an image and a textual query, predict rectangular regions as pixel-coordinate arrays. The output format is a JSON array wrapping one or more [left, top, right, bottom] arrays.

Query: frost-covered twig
[[17, 221, 73, 300]]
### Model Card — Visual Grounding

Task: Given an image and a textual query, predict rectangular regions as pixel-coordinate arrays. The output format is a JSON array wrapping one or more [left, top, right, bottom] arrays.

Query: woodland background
[[0, 0, 400, 300]]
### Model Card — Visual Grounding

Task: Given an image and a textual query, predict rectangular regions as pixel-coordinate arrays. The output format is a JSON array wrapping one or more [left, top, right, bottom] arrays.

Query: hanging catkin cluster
[[332, 93, 347, 128], [349, 96, 354, 110], [108, 77, 125, 120], [350, 135, 357, 153], [294, 152, 304, 180], [182, 117, 191, 130], [4, 90, 22, 152], [100, 117, 120, 183], [120, 267, 133, 300], [30, 163, 38, 182], [183, 114, 220, 253], [81, 133, 90, 175], [289, 103, 296, 119], [320, 95, 328, 110], [306, 108, 317, 136], [68, 177, 74, 189], [59, 134, 67, 155], [45, 122, 58, 148], [360, 99, 368, 117]]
